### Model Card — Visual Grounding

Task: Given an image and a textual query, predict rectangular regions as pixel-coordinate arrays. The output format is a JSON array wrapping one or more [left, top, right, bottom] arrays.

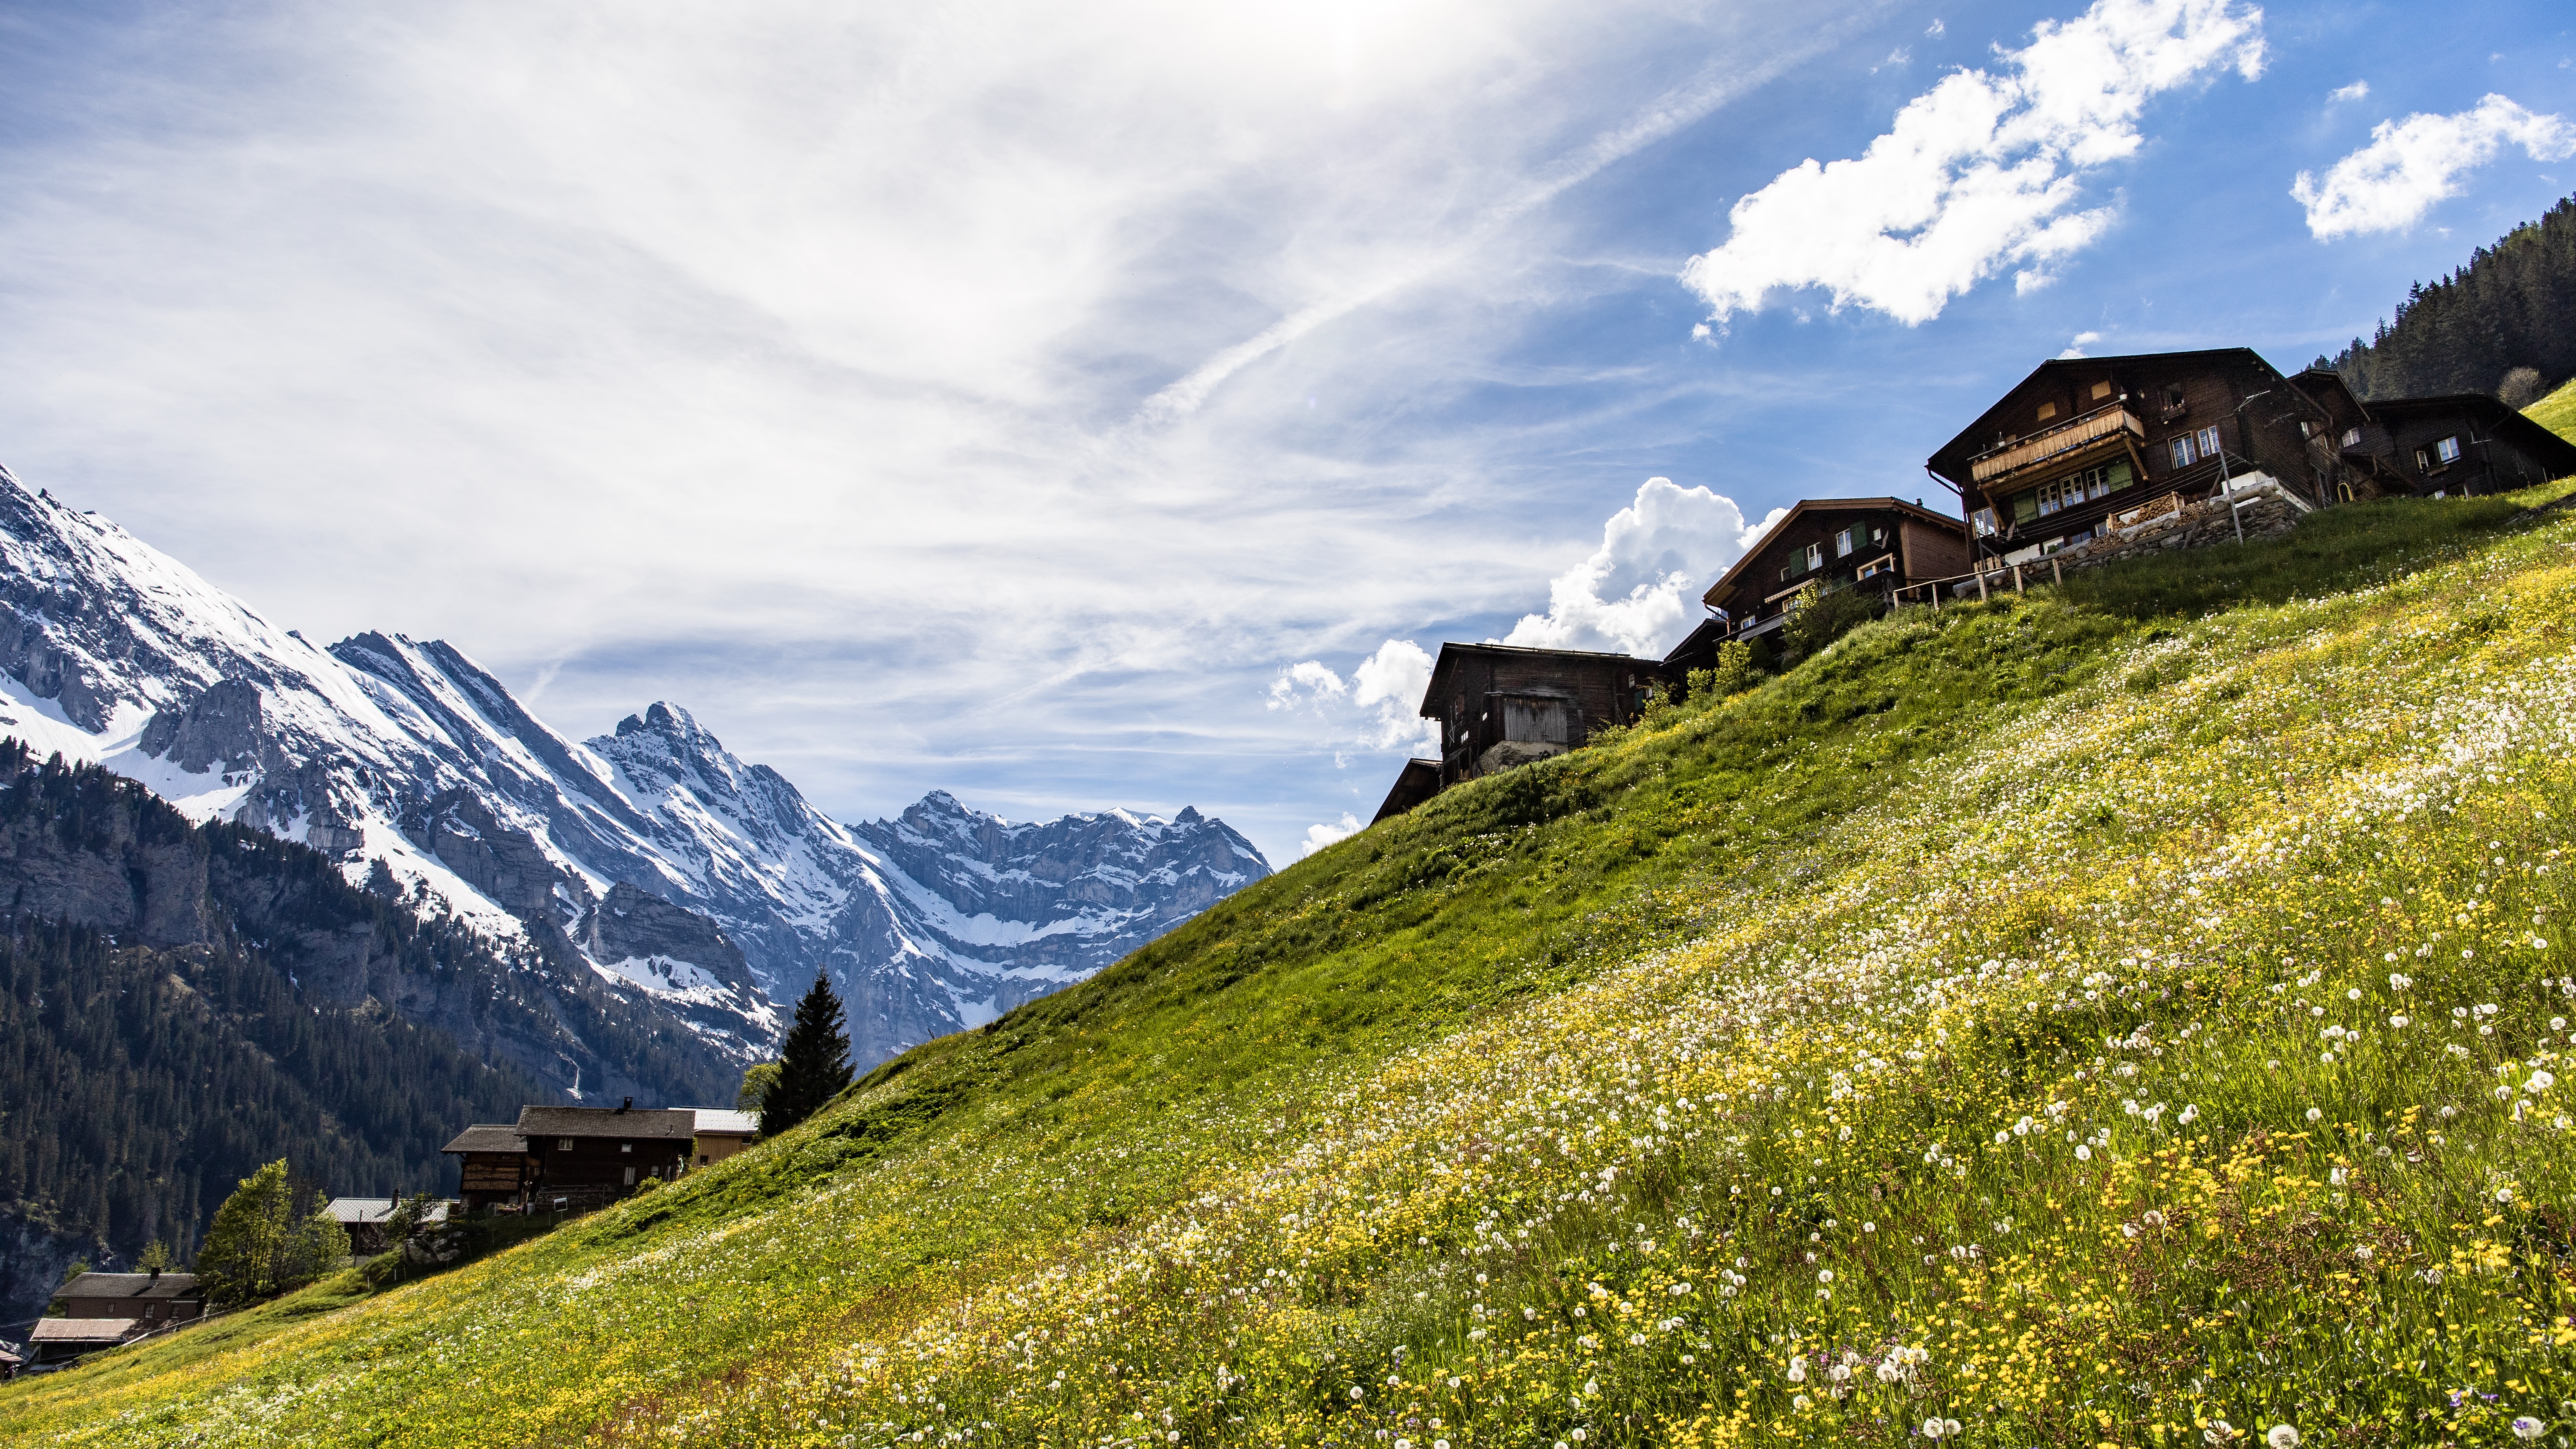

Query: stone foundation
[[1954, 476, 2311, 595]]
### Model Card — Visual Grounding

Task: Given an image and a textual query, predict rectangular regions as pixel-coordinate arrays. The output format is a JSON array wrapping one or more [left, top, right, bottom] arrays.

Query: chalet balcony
[[1968, 404, 2143, 486]]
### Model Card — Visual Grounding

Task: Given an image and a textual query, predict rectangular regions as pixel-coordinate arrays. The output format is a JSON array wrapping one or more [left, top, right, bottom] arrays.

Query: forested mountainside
[[11, 485, 2575, 1445], [0, 742, 745, 1332], [2319, 192, 2576, 401]]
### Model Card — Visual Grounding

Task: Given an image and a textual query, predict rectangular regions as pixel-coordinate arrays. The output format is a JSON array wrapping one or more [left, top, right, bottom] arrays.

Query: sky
[[0, 0, 2569, 867]]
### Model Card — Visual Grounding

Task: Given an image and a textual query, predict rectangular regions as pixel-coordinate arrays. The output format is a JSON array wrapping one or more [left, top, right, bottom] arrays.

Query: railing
[[1968, 404, 2143, 484]]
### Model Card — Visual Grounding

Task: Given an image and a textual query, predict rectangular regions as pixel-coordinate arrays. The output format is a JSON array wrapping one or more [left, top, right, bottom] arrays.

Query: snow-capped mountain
[[0, 466, 1269, 1069]]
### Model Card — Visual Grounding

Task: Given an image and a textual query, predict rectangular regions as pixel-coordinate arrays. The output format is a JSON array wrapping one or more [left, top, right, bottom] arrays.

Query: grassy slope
[[7, 492, 2576, 1446], [2531, 379, 2576, 444]]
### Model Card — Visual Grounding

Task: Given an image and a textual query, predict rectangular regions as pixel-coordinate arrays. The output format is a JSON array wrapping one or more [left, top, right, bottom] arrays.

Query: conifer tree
[[760, 973, 854, 1137]]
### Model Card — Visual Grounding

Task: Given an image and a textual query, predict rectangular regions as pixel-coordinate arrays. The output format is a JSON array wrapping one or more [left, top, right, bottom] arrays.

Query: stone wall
[[1955, 476, 2311, 595]]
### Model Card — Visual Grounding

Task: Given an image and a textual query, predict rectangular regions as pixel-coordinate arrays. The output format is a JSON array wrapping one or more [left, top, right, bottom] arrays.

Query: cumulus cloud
[[1680, 0, 2264, 327], [1300, 813, 1363, 858], [2328, 80, 2370, 104], [2060, 329, 2104, 358], [1501, 477, 1776, 658], [2292, 95, 2576, 239], [1271, 640, 1439, 754]]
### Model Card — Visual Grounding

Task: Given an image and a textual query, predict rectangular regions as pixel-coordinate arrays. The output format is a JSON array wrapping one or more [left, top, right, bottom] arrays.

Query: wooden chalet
[[1927, 348, 2365, 567], [2307, 383, 2576, 496], [1418, 643, 1657, 791], [515, 1101, 694, 1210], [38, 1270, 203, 1360], [321, 1196, 452, 1254], [442, 1123, 533, 1214], [691, 1108, 760, 1169], [1666, 497, 1970, 672]]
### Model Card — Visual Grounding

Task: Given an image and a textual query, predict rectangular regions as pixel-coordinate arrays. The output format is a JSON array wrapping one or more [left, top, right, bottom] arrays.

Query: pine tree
[[760, 973, 854, 1137]]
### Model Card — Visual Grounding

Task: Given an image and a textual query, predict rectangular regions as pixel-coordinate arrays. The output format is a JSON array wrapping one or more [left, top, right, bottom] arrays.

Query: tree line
[[2316, 192, 2576, 404]]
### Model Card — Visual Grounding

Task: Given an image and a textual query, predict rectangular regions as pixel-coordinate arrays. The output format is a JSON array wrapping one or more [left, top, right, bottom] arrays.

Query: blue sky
[[0, 0, 2569, 866]]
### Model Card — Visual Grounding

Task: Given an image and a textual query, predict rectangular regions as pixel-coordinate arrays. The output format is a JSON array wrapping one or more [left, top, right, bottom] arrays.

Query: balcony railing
[[1968, 404, 2143, 485]]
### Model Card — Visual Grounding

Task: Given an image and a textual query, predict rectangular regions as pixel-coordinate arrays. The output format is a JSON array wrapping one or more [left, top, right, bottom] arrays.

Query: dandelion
[[2268, 1427, 2301, 1449], [1923, 1419, 1948, 1439], [2528, 1070, 2557, 1094], [2498, 1187, 2515, 1204], [1787, 1356, 1807, 1383], [1794, 1394, 1812, 1410], [2391, 972, 2413, 990], [2391, 1015, 2410, 1028], [2305, 1107, 2323, 1122], [2075, 1145, 2091, 1160]]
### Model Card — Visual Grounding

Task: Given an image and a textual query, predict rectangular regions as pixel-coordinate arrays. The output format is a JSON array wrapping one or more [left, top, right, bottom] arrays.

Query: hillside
[[7, 488, 2576, 1444], [2534, 379, 2576, 445]]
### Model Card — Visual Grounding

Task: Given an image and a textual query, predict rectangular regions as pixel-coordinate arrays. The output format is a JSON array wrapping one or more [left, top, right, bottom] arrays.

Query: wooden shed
[[1416, 643, 1658, 790], [441, 1123, 534, 1214]]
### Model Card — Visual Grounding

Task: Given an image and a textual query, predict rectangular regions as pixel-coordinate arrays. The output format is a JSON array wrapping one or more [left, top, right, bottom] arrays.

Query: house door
[[1499, 697, 1574, 746]]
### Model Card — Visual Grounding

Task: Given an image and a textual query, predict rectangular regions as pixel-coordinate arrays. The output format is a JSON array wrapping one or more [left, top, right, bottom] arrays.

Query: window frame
[[2434, 435, 2462, 464]]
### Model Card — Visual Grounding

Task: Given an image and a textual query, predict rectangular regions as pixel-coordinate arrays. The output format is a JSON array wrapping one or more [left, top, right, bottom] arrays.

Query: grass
[[6, 486, 2576, 1445], [2530, 379, 2576, 444]]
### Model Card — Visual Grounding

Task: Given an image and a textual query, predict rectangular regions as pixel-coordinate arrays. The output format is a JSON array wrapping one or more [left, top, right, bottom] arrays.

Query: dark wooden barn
[[1417, 643, 1657, 791], [1371, 759, 1442, 824], [514, 1102, 696, 1212], [2328, 388, 2576, 496], [441, 1123, 534, 1214]]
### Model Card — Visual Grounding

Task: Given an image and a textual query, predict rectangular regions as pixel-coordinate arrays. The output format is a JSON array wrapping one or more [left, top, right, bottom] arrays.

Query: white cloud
[[1501, 477, 1774, 658], [1927, 19, 1946, 36], [1680, 0, 2264, 327], [1272, 639, 1439, 755], [2060, 329, 2104, 358], [2328, 80, 2370, 104], [1300, 814, 1363, 858], [2291, 94, 2576, 239]]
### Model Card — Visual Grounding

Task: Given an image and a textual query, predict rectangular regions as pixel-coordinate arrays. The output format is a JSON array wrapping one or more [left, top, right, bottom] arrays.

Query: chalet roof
[[516, 1105, 698, 1141], [1925, 347, 2291, 485], [1698, 497, 1967, 610], [320, 1198, 451, 1226], [690, 1109, 760, 1136], [30, 1319, 135, 1344], [441, 1124, 529, 1155], [1415, 642, 1654, 718], [2362, 393, 2576, 471], [51, 1272, 198, 1303]]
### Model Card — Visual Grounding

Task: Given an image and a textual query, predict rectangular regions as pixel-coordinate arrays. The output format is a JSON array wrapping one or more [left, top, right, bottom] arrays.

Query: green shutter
[[2106, 459, 2134, 492], [2012, 492, 2039, 523]]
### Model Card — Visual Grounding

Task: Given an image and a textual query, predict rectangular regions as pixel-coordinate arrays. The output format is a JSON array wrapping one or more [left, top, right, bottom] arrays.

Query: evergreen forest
[[2317, 192, 2576, 401]]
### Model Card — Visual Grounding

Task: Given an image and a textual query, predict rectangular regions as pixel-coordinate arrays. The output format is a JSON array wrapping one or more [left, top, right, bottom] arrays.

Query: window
[[2090, 380, 2113, 401], [1780, 542, 1824, 582], [2019, 460, 2135, 521], [2435, 435, 2462, 464], [2342, 427, 2362, 448], [2036, 401, 2058, 423], [2414, 447, 2432, 472], [2169, 434, 2197, 469], [1856, 556, 1894, 581], [2162, 383, 2188, 417], [623, 1166, 637, 1187], [1834, 526, 1857, 557], [557, 1138, 573, 1151], [620, 1141, 633, 1153], [1971, 507, 1998, 537], [2197, 425, 2222, 461]]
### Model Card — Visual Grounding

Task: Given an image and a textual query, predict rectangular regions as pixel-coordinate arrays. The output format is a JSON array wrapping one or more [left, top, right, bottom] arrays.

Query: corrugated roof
[[31, 1318, 138, 1342], [320, 1198, 451, 1225], [516, 1105, 698, 1140], [52, 1273, 198, 1302], [441, 1124, 529, 1155], [690, 1109, 759, 1136]]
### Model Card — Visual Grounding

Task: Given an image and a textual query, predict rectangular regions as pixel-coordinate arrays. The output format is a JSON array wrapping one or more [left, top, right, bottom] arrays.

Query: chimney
[[618, 1097, 632, 1113], [148, 1267, 161, 1283]]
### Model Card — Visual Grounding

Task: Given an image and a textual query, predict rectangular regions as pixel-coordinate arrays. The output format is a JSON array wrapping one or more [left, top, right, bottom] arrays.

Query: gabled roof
[[52, 1272, 198, 1303], [320, 1198, 451, 1226], [1698, 497, 1966, 611], [690, 1109, 759, 1136], [2367, 393, 2576, 473], [441, 1124, 529, 1155], [516, 1105, 698, 1141], [1415, 642, 1655, 719], [30, 1319, 136, 1344], [1925, 348, 2291, 485]]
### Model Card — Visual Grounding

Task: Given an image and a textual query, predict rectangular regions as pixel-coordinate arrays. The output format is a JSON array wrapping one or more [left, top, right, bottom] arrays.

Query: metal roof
[[440, 1124, 530, 1155], [690, 1109, 759, 1136], [320, 1198, 451, 1225], [30, 1319, 136, 1343], [516, 1105, 698, 1141], [51, 1273, 198, 1302]]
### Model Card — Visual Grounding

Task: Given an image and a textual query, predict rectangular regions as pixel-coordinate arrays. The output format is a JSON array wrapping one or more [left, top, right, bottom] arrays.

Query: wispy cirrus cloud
[[2292, 94, 2576, 239], [1681, 0, 2266, 328]]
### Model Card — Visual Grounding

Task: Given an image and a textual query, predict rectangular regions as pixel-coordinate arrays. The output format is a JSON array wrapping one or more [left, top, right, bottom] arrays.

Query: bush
[[1776, 587, 1879, 665]]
